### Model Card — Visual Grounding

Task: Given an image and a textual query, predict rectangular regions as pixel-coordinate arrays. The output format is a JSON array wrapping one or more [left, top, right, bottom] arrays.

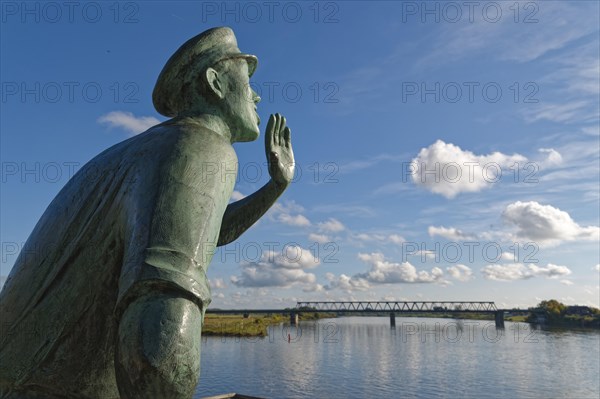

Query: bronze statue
[[0, 27, 294, 398]]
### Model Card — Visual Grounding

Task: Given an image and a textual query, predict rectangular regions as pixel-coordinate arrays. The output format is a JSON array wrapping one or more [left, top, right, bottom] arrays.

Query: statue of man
[[0, 27, 294, 398]]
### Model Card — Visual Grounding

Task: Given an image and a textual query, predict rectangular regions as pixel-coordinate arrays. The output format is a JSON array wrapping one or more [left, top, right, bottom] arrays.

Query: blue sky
[[1, 1, 599, 309]]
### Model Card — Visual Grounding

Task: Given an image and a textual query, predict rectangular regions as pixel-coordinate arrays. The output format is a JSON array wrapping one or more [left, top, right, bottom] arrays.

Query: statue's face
[[221, 60, 261, 142]]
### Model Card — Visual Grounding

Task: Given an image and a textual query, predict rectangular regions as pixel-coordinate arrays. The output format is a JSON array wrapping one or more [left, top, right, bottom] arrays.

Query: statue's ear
[[205, 67, 224, 99]]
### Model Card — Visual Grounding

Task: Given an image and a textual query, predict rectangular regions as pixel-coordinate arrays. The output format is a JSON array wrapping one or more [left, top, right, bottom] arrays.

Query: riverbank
[[203, 313, 336, 336], [202, 311, 598, 336]]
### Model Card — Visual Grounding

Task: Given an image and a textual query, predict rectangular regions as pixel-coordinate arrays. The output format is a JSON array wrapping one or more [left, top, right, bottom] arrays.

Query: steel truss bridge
[[206, 301, 506, 327], [295, 301, 498, 313]]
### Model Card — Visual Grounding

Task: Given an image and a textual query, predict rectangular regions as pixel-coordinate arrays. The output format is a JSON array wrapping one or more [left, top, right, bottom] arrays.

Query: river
[[194, 317, 600, 398]]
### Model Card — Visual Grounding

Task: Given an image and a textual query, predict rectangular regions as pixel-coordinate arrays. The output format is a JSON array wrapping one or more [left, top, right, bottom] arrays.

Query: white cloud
[[538, 148, 563, 168], [524, 39, 600, 125], [308, 233, 331, 244], [355, 233, 386, 242], [318, 218, 345, 233], [446, 264, 473, 282], [414, 250, 436, 261], [302, 283, 325, 293], [231, 266, 314, 288], [419, 1, 598, 66], [271, 200, 305, 215], [230, 190, 246, 201], [268, 200, 311, 227], [594, 264, 600, 272], [356, 252, 447, 284], [98, 111, 160, 135], [322, 252, 449, 292], [528, 264, 573, 279], [388, 234, 405, 244], [428, 226, 475, 241], [209, 278, 227, 289], [560, 280, 574, 286], [278, 213, 311, 227], [230, 246, 320, 289], [262, 246, 320, 269], [523, 101, 591, 124], [325, 273, 370, 292], [481, 263, 572, 281], [502, 201, 600, 246], [312, 204, 376, 218], [411, 140, 526, 198]]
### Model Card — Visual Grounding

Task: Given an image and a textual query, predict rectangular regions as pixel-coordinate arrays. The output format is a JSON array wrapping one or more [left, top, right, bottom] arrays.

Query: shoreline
[[202, 313, 337, 336], [202, 312, 598, 337]]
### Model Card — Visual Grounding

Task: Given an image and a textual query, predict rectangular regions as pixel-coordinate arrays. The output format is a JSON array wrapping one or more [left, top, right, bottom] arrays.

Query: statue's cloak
[[0, 120, 236, 398]]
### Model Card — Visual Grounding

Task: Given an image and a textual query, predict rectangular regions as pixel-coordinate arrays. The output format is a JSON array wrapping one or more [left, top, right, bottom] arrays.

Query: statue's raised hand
[[265, 113, 295, 187]]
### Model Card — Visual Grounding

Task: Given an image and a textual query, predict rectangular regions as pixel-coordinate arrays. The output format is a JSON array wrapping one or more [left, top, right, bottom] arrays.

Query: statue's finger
[[280, 116, 286, 133], [284, 127, 291, 148], [265, 114, 275, 152], [273, 114, 281, 145]]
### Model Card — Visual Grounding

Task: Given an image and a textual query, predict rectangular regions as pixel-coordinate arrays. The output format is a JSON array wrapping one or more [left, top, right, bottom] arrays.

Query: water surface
[[195, 317, 600, 398]]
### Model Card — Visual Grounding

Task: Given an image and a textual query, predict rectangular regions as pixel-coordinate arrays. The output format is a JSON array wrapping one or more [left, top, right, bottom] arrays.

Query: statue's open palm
[[265, 113, 295, 186]]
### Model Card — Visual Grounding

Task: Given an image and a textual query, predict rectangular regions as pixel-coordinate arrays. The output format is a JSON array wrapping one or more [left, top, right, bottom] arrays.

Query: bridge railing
[[295, 301, 498, 312]]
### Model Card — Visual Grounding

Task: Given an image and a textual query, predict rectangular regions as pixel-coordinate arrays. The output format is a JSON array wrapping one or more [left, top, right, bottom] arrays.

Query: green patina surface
[[0, 27, 295, 398]]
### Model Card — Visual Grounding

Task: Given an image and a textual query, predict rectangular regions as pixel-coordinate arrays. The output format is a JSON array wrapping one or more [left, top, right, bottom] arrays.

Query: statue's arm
[[218, 179, 286, 246], [218, 114, 294, 246], [116, 291, 202, 399]]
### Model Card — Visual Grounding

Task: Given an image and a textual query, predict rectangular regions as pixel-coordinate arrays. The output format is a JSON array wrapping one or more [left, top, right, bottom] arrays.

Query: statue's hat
[[153, 27, 258, 117]]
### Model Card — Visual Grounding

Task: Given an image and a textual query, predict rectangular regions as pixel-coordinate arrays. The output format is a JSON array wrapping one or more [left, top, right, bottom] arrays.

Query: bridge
[[207, 301, 507, 328]]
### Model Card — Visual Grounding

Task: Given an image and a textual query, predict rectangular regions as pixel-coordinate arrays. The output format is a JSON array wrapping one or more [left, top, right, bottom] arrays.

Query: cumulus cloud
[[268, 200, 311, 228], [428, 226, 475, 241], [98, 111, 160, 135], [278, 213, 311, 227], [446, 264, 473, 282], [231, 246, 319, 288], [388, 234, 405, 244], [325, 272, 370, 292], [209, 278, 227, 289], [355, 252, 446, 284], [502, 201, 600, 246], [481, 263, 572, 281], [318, 218, 345, 233], [262, 246, 320, 269], [594, 264, 600, 272], [411, 140, 526, 198], [308, 233, 332, 244], [302, 283, 325, 293], [322, 253, 448, 292]]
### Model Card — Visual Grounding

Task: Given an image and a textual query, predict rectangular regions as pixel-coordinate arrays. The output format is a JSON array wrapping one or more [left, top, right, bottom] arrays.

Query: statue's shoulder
[[150, 119, 236, 159]]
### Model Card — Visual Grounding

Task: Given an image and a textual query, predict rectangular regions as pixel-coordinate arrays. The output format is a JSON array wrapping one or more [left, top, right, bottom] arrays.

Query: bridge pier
[[390, 312, 396, 327], [495, 311, 505, 328], [290, 312, 299, 325]]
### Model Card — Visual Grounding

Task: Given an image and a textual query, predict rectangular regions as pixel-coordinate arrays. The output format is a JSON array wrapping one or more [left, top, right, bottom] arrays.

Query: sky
[[1, 0, 599, 310]]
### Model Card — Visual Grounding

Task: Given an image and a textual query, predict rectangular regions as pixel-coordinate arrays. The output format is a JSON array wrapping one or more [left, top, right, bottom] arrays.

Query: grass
[[505, 315, 528, 322], [202, 313, 336, 336]]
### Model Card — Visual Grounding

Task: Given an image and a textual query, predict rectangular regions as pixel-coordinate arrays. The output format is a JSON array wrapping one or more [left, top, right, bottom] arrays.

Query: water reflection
[[195, 317, 600, 398]]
